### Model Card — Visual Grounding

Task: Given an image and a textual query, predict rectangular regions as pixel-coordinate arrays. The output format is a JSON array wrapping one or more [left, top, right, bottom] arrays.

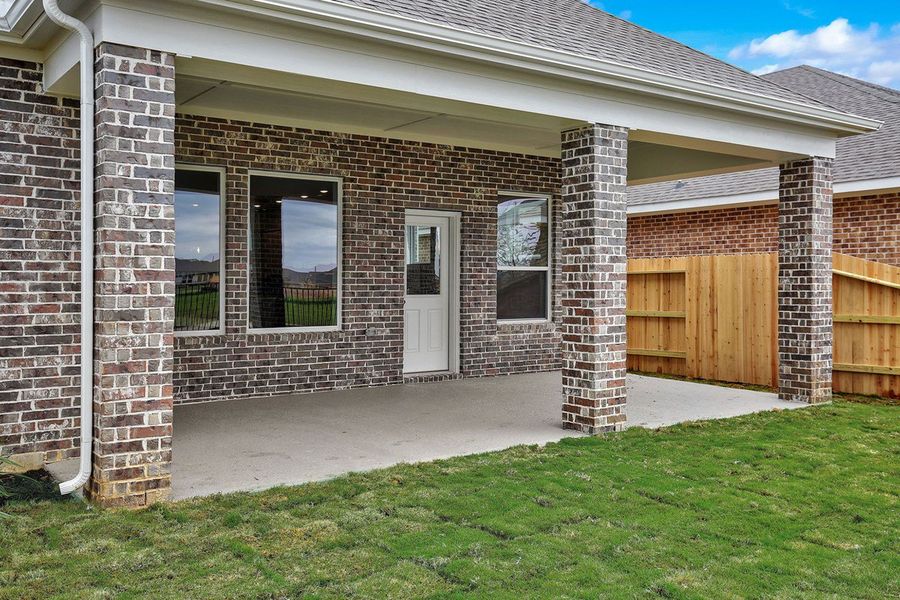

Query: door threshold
[[403, 371, 460, 383]]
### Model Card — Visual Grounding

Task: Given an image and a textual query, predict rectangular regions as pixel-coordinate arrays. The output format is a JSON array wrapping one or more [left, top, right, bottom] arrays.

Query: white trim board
[[627, 176, 900, 216]]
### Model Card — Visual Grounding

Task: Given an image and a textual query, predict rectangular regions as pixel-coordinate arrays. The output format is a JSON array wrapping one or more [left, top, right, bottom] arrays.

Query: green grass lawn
[[1, 402, 897, 599], [284, 296, 337, 327], [175, 291, 338, 329], [174, 289, 219, 330]]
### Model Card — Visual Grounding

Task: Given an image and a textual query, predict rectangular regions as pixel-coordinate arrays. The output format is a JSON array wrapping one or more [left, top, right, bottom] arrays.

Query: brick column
[[249, 202, 286, 328], [778, 157, 834, 404], [560, 124, 628, 433], [90, 44, 176, 506]]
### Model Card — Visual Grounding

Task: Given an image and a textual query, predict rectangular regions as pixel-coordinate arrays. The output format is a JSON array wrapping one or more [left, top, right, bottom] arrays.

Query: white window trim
[[174, 164, 227, 338], [497, 191, 552, 324], [246, 170, 343, 334]]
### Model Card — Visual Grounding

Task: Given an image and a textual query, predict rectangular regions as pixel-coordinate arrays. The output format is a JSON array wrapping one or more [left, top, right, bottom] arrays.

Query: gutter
[[42, 0, 94, 496]]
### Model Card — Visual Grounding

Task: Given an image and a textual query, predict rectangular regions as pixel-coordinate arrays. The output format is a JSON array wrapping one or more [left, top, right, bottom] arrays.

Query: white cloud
[[751, 64, 782, 76], [729, 18, 900, 88], [868, 61, 900, 86], [782, 2, 815, 19]]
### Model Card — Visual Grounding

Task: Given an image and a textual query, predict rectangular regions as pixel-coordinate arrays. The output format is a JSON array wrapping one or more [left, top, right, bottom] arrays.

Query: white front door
[[404, 213, 451, 373]]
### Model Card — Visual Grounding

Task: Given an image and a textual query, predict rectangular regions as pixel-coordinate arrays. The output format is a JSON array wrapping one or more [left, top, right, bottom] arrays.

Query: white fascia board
[[64, 3, 839, 159], [188, 0, 881, 136], [835, 176, 900, 197], [627, 176, 900, 216]]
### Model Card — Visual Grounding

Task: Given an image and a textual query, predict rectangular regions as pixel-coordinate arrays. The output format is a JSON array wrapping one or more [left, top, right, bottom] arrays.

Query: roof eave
[[13, 0, 884, 136], [0, 0, 42, 36], [628, 175, 900, 215], [217, 0, 882, 136]]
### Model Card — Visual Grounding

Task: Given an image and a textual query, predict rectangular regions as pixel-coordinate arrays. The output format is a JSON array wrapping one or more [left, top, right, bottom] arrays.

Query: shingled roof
[[329, 0, 833, 107], [629, 66, 900, 207]]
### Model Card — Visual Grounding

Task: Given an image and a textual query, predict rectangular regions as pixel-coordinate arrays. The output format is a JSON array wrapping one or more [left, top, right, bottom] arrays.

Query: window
[[175, 168, 223, 333], [248, 174, 340, 330], [496, 194, 550, 321], [405, 225, 441, 295]]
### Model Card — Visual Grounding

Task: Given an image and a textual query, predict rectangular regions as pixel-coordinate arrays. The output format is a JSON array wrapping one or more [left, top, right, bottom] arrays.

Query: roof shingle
[[329, 0, 828, 107]]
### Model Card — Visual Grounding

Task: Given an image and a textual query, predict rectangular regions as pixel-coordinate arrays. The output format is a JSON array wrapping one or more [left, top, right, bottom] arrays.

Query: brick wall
[[173, 115, 562, 403], [627, 193, 900, 266], [0, 59, 81, 465], [833, 193, 900, 266]]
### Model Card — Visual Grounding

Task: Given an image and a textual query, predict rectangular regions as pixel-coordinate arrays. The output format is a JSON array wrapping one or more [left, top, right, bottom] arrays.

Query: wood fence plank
[[627, 252, 898, 398]]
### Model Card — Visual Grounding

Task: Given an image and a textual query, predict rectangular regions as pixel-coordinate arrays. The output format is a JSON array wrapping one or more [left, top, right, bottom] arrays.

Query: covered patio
[[168, 373, 797, 499], [10, 0, 878, 507]]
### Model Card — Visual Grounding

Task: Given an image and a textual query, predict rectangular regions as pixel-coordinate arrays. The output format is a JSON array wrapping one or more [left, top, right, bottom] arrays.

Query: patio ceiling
[[175, 66, 771, 185]]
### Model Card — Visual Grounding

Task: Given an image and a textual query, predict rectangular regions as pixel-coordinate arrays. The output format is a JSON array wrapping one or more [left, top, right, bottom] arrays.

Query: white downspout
[[43, 0, 94, 496]]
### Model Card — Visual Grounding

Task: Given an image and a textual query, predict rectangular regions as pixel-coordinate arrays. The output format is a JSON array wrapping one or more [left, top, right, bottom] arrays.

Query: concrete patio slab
[[47, 373, 802, 500]]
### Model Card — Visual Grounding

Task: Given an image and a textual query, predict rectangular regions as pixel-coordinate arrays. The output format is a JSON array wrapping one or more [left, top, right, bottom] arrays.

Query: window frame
[[173, 164, 227, 338], [496, 191, 552, 324], [246, 170, 343, 334]]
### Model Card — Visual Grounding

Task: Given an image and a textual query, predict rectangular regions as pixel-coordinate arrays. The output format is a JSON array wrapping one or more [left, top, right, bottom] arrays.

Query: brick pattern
[[627, 205, 779, 258], [560, 124, 629, 434], [0, 59, 81, 465], [778, 157, 833, 404], [833, 193, 900, 267], [627, 194, 899, 267], [173, 115, 562, 403], [89, 44, 176, 506]]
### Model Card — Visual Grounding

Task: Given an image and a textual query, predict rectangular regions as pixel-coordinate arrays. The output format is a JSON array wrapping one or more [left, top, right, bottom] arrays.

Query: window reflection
[[175, 169, 221, 332], [406, 225, 441, 295], [249, 175, 339, 329], [497, 198, 548, 267], [497, 196, 550, 320]]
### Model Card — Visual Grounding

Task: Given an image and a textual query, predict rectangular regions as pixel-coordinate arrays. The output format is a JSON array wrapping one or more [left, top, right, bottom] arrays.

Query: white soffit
[[177, 73, 779, 184], [176, 75, 562, 156]]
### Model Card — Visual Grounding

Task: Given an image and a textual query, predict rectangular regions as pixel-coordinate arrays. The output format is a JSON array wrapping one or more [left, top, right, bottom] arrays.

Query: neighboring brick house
[[0, 0, 880, 505], [628, 67, 900, 266]]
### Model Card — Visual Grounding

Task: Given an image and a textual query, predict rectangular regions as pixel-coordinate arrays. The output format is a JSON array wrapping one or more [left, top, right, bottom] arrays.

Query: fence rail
[[175, 282, 220, 331], [627, 252, 899, 398], [283, 285, 337, 327]]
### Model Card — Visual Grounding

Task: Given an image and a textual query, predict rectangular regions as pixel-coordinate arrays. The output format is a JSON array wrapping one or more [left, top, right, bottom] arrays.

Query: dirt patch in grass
[[0, 469, 60, 507], [836, 392, 900, 407]]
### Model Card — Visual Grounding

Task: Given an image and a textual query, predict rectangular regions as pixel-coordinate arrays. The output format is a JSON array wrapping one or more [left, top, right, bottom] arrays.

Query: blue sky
[[590, 1, 900, 87]]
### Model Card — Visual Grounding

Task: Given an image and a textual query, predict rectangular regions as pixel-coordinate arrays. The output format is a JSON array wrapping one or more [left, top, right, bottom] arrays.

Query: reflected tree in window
[[497, 196, 550, 320]]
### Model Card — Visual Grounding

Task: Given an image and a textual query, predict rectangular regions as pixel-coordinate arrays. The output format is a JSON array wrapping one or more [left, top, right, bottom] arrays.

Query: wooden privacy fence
[[626, 252, 900, 398]]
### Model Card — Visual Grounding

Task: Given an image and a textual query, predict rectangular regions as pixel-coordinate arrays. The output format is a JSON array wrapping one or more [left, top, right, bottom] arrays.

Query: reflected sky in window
[[175, 189, 219, 262], [282, 199, 338, 273]]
